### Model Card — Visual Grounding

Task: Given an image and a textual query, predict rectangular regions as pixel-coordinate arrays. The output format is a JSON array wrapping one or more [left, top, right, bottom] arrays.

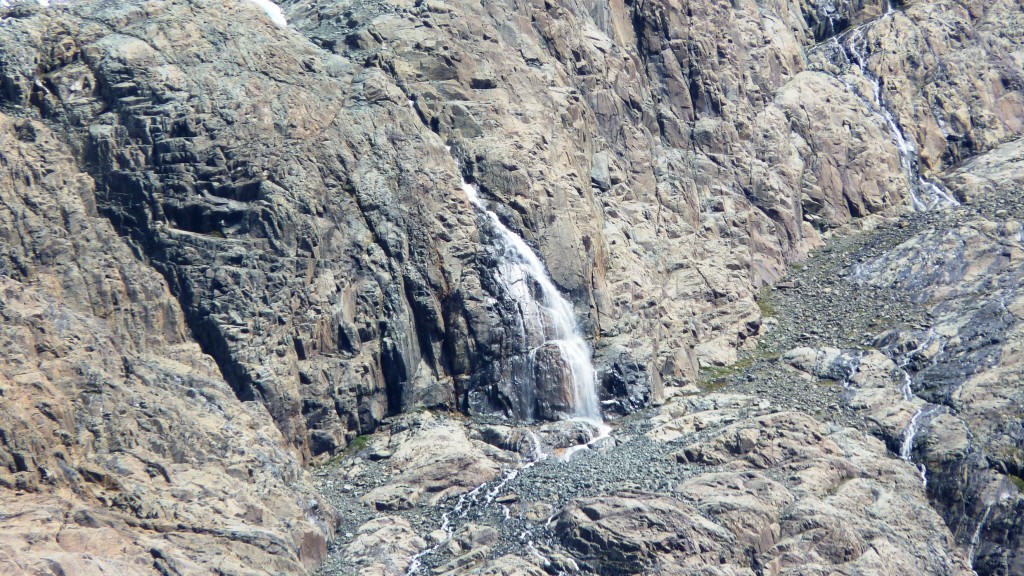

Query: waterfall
[[897, 368, 928, 485], [967, 504, 993, 572], [894, 329, 946, 486], [899, 407, 923, 460], [840, 29, 960, 212], [460, 176, 602, 423]]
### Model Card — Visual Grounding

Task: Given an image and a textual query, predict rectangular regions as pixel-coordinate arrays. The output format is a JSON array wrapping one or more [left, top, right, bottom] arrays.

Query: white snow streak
[[241, 0, 287, 28], [4, 0, 287, 28]]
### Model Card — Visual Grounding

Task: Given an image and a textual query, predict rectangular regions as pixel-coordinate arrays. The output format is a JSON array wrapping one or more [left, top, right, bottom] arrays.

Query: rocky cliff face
[[0, 114, 331, 574], [2, 0, 1019, 454], [0, 0, 1022, 573], [0, 0, 489, 458], [307, 147, 1023, 576]]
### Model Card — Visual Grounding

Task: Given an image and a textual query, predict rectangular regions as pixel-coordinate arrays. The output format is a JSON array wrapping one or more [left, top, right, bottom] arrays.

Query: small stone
[[525, 502, 555, 522]]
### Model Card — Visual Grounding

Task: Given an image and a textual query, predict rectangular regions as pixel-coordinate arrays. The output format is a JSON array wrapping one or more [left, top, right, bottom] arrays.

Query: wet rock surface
[[313, 142, 1024, 575], [735, 148, 1024, 576]]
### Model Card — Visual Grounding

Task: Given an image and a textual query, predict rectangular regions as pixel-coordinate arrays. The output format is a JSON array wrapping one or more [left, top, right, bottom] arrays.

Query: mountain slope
[[0, 0, 1021, 573]]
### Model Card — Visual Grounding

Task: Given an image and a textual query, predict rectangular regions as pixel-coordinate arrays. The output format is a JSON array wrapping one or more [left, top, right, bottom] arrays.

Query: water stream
[[404, 431, 550, 575], [838, 28, 960, 212], [459, 172, 602, 423], [894, 329, 946, 486], [402, 158, 610, 574], [967, 504, 993, 572]]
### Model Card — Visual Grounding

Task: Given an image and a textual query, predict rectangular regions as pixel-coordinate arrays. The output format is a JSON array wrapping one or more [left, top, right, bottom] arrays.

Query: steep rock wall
[[284, 0, 1024, 404], [2, 0, 1021, 459], [0, 113, 331, 574], [0, 0, 1022, 573], [2, 0, 507, 456]]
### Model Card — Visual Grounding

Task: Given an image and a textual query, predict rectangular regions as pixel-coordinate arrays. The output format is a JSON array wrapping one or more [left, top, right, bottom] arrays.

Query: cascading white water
[[460, 179, 602, 423], [405, 430, 548, 575], [895, 329, 945, 486], [899, 407, 923, 460], [898, 370, 914, 402], [841, 29, 960, 212], [967, 504, 994, 572], [897, 367, 924, 478]]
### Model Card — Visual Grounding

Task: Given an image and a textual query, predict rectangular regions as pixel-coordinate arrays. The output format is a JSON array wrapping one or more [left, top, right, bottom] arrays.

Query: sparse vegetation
[[313, 434, 373, 470], [1010, 475, 1024, 494], [756, 285, 776, 317], [697, 347, 783, 391], [698, 357, 754, 384], [346, 434, 371, 454], [698, 378, 729, 392]]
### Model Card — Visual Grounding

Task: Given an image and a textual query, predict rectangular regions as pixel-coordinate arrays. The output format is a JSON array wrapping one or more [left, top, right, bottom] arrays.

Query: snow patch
[[242, 0, 287, 28], [5, 0, 286, 27]]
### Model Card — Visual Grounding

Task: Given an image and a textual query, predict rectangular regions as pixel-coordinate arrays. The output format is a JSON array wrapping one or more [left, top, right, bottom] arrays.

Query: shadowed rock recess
[[0, 0, 1021, 574]]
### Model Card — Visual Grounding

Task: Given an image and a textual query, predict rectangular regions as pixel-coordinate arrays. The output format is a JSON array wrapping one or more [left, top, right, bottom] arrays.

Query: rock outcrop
[[316, 394, 975, 575], [0, 114, 331, 574], [0, 0, 495, 456], [848, 155, 1024, 575], [283, 0, 1023, 393], [358, 413, 509, 511], [560, 407, 972, 575], [750, 149, 1024, 576]]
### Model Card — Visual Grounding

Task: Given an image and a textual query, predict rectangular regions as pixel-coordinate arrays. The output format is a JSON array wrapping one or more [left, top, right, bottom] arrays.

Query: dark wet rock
[[748, 142, 1024, 575], [598, 347, 651, 415], [845, 210, 1024, 573], [538, 419, 600, 449]]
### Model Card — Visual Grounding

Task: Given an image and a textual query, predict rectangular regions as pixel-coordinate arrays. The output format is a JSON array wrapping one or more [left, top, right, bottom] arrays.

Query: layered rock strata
[[0, 114, 331, 574]]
